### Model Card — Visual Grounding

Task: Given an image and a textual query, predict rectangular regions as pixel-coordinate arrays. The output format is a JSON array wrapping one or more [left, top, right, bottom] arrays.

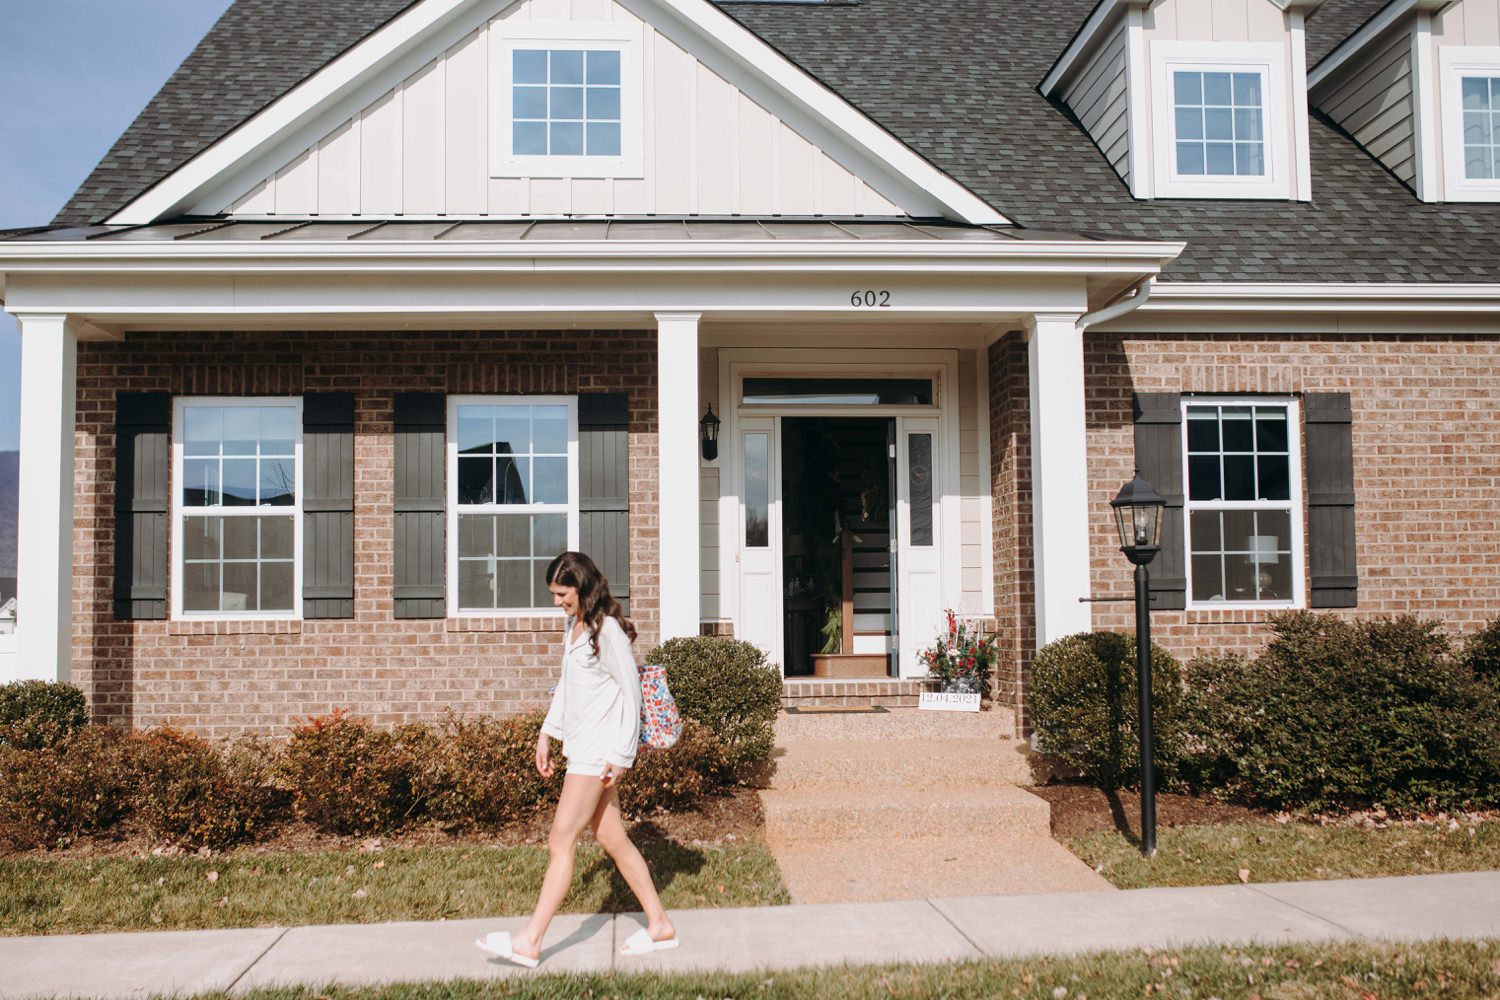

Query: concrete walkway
[[2, 872, 1497, 998]]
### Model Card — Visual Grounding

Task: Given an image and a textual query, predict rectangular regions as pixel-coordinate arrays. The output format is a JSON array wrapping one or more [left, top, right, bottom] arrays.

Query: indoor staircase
[[758, 707, 1113, 903]]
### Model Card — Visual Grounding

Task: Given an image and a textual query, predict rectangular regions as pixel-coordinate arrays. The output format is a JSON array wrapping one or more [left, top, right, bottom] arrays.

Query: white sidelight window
[[173, 399, 302, 618], [1182, 399, 1303, 608], [448, 397, 578, 615], [1152, 43, 1291, 199], [1440, 49, 1500, 201], [490, 23, 644, 179]]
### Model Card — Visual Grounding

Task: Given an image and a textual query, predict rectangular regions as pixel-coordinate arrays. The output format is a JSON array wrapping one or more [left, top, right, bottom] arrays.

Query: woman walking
[[476, 551, 678, 967]]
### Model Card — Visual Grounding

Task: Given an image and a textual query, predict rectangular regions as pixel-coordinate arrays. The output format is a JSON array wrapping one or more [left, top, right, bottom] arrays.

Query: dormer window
[[1461, 75, 1500, 179], [1440, 48, 1500, 201], [490, 22, 644, 179], [1171, 69, 1267, 177]]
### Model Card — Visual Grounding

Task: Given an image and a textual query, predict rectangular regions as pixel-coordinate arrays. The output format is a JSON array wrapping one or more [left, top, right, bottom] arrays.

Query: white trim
[[657, 312, 702, 641], [1412, 12, 1441, 201], [1290, 10, 1315, 201], [171, 397, 305, 622], [106, 0, 1007, 226], [1151, 42, 1293, 200], [444, 394, 579, 618], [488, 22, 645, 179], [1439, 46, 1500, 202], [1180, 396, 1306, 611], [1042, 0, 1138, 97], [1308, 0, 1448, 92], [1125, 6, 1153, 199], [975, 338, 995, 617], [1138, 280, 1500, 312]]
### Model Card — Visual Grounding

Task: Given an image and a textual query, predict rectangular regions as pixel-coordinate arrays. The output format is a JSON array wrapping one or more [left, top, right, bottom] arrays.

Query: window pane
[[587, 122, 621, 156], [260, 458, 295, 506], [744, 433, 769, 548], [183, 517, 221, 561], [458, 411, 493, 455], [223, 563, 258, 612], [514, 49, 547, 84], [1205, 142, 1235, 174], [1251, 510, 1292, 600], [533, 457, 568, 504], [458, 456, 494, 505], [1224, 454, 1256, 500], [1467, 109, 1493, 146], [1189, 510, 1223, 553], [514, 121, 547, 155], [498, 514, 530, 558], [1234, 108, 1262, 142], [221, 459, 258, 506], [224, 517, 259, 560], [534, 513, 567, 557], [587, 86, 621, 121], [260, 408, 296, 455], [1174, 71, 1202, 104], [261, 562, 294, 612], [1463, 75, 1490, 110], [1221, 407, 1253, 451], [1175, 106, 1203, 140], [1205, 107, 1233, 140], [908, 433, 934, 547], [183, 459, 220, 507], [1236, 142, 1265, 176], [1177, 142, 1205, 175], [1232, 72, 1261, 106], [1191, 553, 1224, 602], [532, 407, 568, 454], [1466, 146, 1493, 179], [184, 407, 222, 457], [550, 121, 583, 155], [587, 49, 620, 85], [498, 456, 529, 504], [1188, 455, 1221, 501], [1256, 410, 1288, 452], [459, 559, 494, 610], [551, 50, 583, 85], [223, 408, 259, 456], [1187, 409, 1219, 452], [497, 559, 531, 609], [184, 562, 221, 612], [514, 85, 547, 120], [742, 378, 934, 406], [458, 514, 494, 559], [1257, 453, 1290, 502], [551, 86, 583, 120], [260, 516, 292, 560], [1203, 72, 1232, 105], [494, 410, 530, 454]]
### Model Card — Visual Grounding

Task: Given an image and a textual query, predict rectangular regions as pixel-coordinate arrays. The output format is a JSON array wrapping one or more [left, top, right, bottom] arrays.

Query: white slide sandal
[[620, 926, 681, 956], [474, 930, 540, 968]]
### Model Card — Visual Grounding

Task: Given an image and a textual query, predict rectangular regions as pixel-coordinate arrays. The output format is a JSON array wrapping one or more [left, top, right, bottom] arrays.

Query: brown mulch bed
[[1029, 782, 1275, 841], [4, 788, 765, 861]]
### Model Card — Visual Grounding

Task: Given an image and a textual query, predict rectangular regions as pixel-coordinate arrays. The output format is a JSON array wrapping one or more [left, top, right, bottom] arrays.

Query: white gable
[[123, 0, 1003, 223]]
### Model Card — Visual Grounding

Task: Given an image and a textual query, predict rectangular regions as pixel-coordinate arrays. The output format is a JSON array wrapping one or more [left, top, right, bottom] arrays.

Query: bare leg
[[512, 773, 606, 960], [590, 784, 676, 942]]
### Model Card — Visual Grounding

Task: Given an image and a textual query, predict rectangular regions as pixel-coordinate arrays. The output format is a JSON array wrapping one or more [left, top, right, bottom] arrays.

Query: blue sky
[[0, 0, 235, 451]]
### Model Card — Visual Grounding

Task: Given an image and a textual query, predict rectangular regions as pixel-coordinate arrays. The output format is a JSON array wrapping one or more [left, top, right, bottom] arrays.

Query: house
[[0, 0, 1497, 736]]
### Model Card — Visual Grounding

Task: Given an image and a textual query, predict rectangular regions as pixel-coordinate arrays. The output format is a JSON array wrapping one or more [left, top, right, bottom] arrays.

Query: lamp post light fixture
[[699, 403, 721, 461], [1110, 472, 1166, 857]]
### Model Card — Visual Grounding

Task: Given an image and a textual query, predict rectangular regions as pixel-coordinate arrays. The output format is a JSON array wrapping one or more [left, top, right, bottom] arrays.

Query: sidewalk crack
[[225, 926, 290, 995], [1243, 885, 1370, 940], [925, 898, 987, 958]]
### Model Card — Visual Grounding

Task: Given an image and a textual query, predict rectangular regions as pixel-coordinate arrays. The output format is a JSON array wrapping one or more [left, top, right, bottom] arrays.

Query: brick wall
[[990, 330, 1500, 731], [70, 330, 658, 738]]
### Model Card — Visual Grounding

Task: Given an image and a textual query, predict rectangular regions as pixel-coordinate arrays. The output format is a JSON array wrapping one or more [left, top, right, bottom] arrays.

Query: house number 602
[[849, 290, 892, 308]]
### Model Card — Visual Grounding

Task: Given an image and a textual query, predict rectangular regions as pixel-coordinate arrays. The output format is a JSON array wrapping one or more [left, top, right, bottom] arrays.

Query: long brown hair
[[546, 550, 636, 657]]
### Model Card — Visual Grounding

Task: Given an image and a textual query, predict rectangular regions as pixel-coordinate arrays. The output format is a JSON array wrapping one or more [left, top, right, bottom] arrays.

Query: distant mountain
[[0, 451, 16, 575]]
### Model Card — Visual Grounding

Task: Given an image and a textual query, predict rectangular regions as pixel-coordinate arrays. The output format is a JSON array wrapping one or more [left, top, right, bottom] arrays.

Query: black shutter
[[579, 393, 631, 615], [1132, 393, 1186, 610], [114, 392, 171, 620], [1305, 392, 1357, 608], [393, 392, 446, 618], [302, 393, 355, 619]]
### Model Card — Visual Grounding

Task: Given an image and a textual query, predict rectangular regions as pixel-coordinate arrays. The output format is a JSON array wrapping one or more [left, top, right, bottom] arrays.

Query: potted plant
[[919, 610, 997, 695]]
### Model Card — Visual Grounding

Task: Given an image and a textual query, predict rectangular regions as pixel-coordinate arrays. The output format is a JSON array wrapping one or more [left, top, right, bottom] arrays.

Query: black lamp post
[[699, 404, 721, 461], [1110, 472, 1165, 857]]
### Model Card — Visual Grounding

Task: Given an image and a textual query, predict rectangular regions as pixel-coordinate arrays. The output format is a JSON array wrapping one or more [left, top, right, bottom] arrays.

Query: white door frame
[[717, 349, 961, 677]]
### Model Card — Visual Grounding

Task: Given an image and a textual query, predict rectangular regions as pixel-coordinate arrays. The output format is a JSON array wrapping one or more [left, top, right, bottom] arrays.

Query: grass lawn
[[1071, 818, 1500, 889], [167, 940, 1500, 999], [0, 840, 788, 936]]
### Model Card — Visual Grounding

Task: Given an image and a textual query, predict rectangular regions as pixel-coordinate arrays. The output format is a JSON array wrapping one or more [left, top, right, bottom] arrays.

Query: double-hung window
[[490, 23, 644, 179], [1440, 48, 1500, 200], [1183, 399, 1303, 608], [173, 399, 302, 618], [448, 397, 578, 615]]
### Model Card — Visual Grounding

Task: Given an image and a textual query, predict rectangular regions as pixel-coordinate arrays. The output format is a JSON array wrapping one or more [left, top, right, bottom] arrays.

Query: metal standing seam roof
[[44, 0, 1500, 284]]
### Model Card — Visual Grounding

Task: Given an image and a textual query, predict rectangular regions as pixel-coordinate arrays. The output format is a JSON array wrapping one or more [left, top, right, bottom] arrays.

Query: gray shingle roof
[[51, 0, 1500, 283], [1306, 0, 1393, 67]]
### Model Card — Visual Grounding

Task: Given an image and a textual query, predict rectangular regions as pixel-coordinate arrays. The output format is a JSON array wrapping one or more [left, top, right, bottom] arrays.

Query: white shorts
[[565, 759, 607, 778]]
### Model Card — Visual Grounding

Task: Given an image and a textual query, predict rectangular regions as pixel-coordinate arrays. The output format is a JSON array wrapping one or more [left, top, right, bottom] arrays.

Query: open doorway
[[780, 417, 896, 677]]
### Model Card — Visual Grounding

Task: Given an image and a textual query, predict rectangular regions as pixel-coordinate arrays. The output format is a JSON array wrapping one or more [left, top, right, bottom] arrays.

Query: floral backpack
[[637, 663, 682, 750]]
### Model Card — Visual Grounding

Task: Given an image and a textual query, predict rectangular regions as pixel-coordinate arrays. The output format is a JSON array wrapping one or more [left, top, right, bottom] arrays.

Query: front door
[[895, 417, 942, 676], [736, 416, 783, 667]]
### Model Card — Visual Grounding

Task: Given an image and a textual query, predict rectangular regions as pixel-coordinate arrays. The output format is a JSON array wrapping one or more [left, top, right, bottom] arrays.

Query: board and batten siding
[[231, 0, 902, 218], [1433, 0, 1500, 47], [1062, 19, 1132, 186], [1141, 0, 1291, 44], [1314, 27, 1417, 187]]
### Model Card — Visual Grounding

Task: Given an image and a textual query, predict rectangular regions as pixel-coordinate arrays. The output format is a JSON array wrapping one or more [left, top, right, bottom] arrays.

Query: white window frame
[[1181, 396, 1305, 611], [171, 397, 304, 621], [446, 395, 580, 618], [1439, 46, 1500, 202], [1151, 42, 1292, 199], [489, 21, 645, 179]]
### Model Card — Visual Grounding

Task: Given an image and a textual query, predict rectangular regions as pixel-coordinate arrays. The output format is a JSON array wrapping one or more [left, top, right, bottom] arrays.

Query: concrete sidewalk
[[2, 871, 1497, 998]]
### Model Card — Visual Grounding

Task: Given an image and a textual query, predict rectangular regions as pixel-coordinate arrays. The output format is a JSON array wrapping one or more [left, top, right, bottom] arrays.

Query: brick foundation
[[70, 329, 659, 738]]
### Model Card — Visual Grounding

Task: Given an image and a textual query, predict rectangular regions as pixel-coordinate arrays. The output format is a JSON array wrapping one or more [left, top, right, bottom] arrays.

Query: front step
[[775, 705, 1016, 742], [760, 785, 1052, 844], [768, 738, 1034, 789]]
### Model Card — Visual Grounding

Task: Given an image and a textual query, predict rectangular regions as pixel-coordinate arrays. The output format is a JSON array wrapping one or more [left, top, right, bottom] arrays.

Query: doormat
[[783, 705, 890, 715]]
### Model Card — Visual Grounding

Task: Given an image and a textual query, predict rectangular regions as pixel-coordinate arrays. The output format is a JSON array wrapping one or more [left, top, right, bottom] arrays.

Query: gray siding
[[1316, 27, 1417, 186], [1062, 20, 1131, 185]]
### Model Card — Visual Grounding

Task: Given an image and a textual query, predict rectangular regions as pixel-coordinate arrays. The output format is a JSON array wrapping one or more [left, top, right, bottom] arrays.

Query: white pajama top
[[540, 615, 641, 769]]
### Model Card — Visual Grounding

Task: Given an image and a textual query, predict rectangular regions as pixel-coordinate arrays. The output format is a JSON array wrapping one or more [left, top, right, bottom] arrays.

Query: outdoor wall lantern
[[1110, 471, 1166, 857], [699, 403, 721, 462]]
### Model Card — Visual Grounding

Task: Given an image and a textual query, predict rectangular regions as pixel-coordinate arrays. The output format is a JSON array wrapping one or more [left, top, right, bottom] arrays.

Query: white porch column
[[15, 314, 79, 681], [1026, 313, 1093, 646], [655, 312, 702, 641]]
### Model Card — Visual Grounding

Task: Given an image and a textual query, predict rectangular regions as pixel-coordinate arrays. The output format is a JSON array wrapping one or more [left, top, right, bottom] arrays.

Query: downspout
[[1076, 276, 1154, 332]]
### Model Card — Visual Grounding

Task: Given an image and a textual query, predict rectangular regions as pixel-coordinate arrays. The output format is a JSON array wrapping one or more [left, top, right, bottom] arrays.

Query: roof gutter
[[1077, 275, 1152, 330]]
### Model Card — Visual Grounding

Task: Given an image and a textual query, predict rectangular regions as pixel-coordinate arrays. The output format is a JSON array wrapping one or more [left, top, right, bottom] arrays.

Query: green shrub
[[1028, 631, 1186, 791], [620, 719, 725, 816], [0, 680, 89, 750], [415, 712, 562, 830], [642, 636, 782, 781], [1180, 612, 1500, 814], [1461, 615, 1500, 686], [0, 725, 133, 850], [277, 710, 424, 834], [127, 727, 286, 849]]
